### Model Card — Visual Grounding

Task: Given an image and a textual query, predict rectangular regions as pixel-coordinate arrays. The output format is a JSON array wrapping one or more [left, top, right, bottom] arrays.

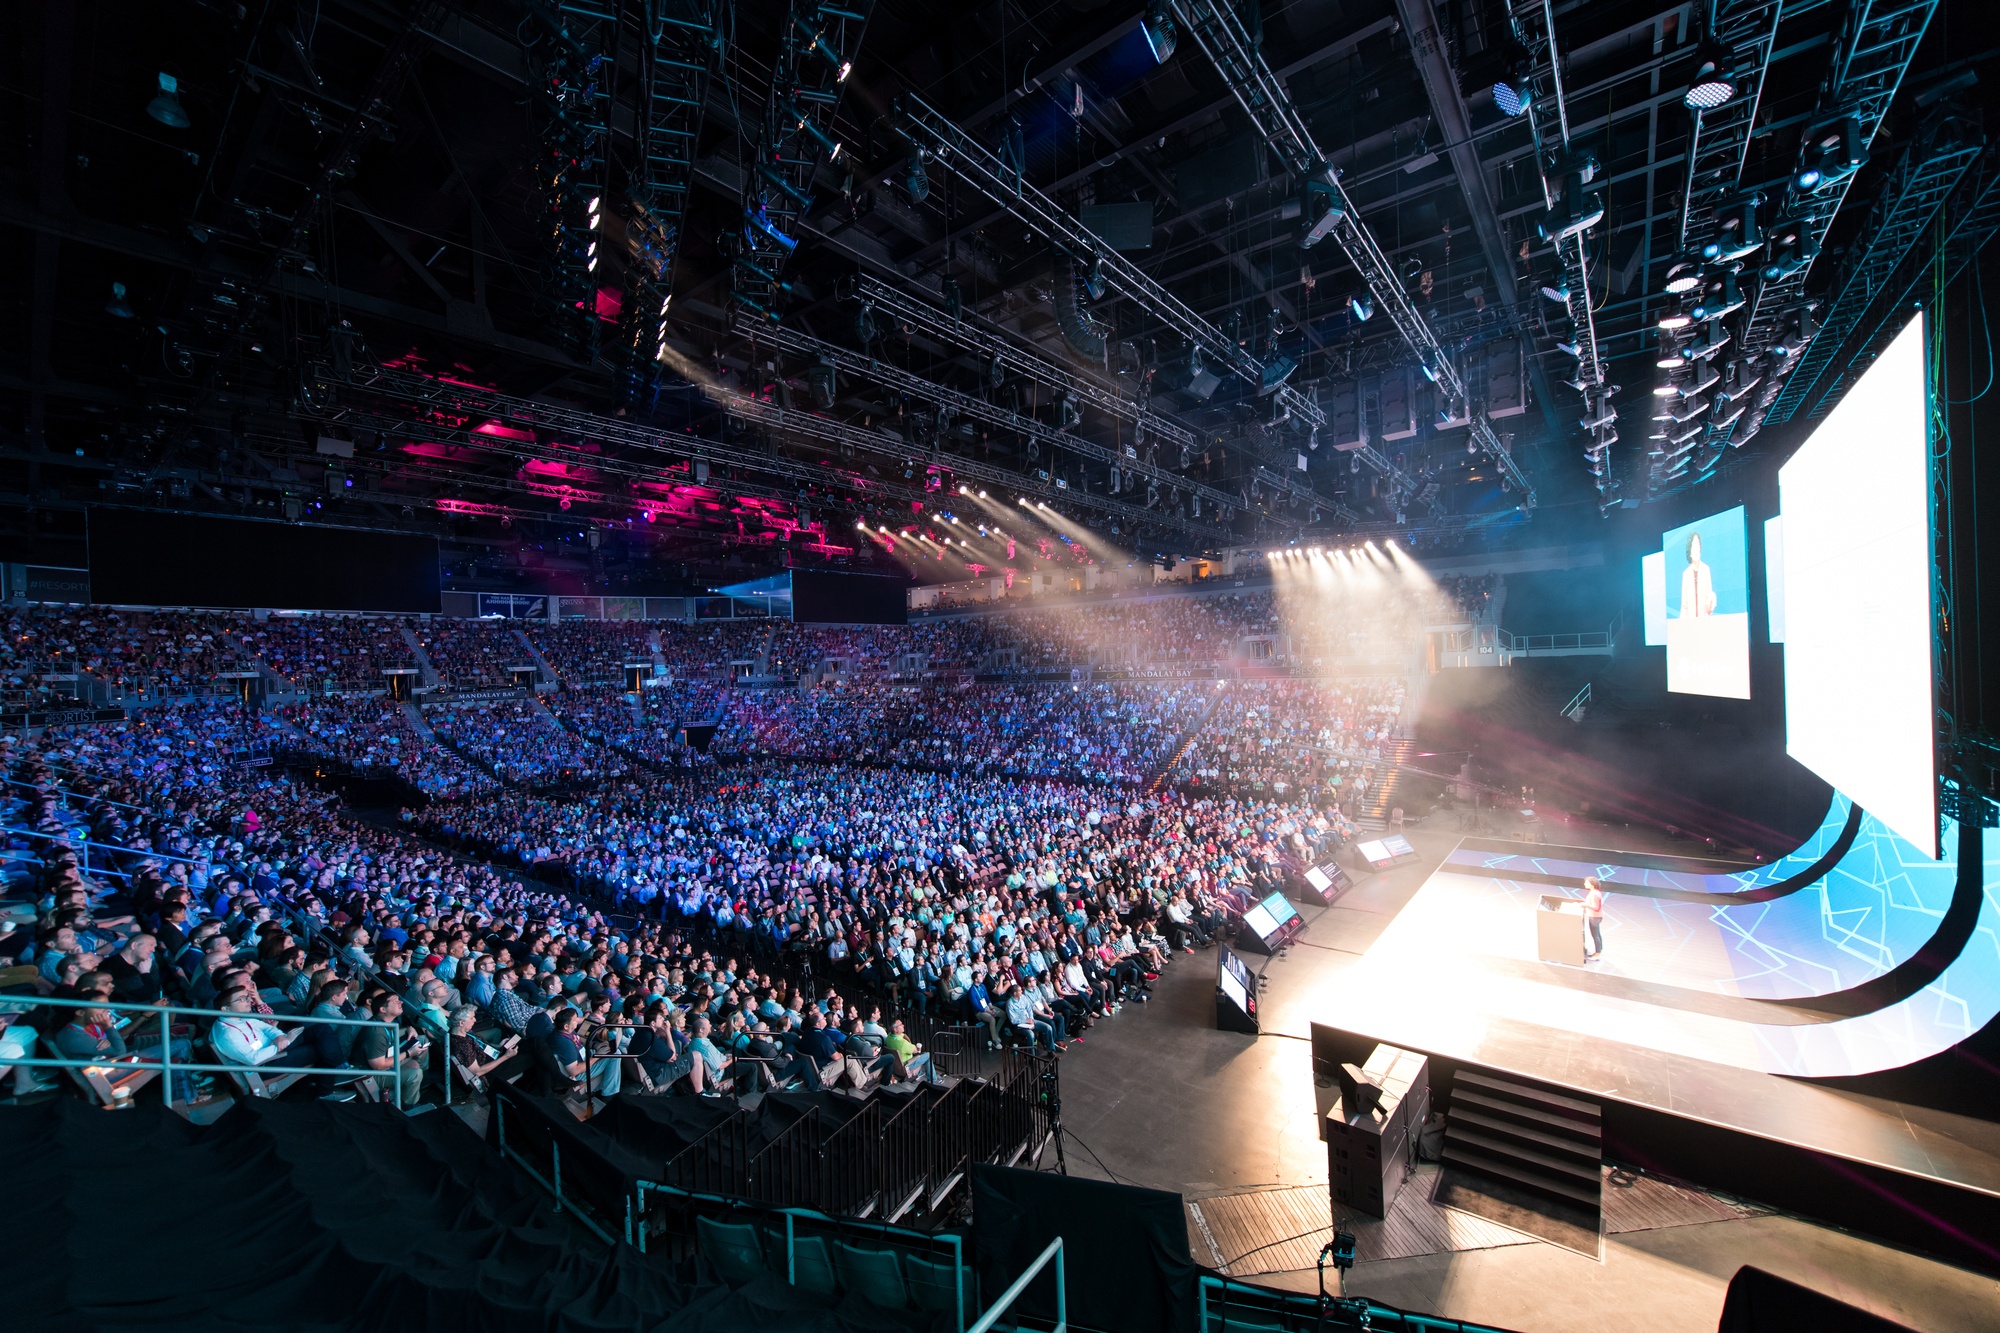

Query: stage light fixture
[[147, 72, 190, 129], [105, 282, 135, 318], [1142, 0, 1178, 64], [1538, 155, 1604, 242], [783, 99, 843, 161], [1703, 193, 1764, 263], [1683, 36, 1737, 109], [1539, 281, 1572, 304], [1300, 177, 1347, 248], [1656, 336, 1687, 370], [1348, 292, 1374, 322], [1663, 255, 1703, 294], [1796, 117, 1866, 192], [1656, 301, 1691, 331], [1690, 270, 1744, 323]]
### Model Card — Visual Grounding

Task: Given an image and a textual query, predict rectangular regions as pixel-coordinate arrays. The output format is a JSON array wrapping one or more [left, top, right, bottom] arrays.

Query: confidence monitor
[[1780, 315, 1938, 857], [1235, 889, 1305, 954], [1215, 943, 1258, 1034]]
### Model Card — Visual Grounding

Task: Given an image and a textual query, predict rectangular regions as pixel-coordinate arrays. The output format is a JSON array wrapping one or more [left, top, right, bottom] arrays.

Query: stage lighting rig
[[146, 72, 191, 129], [1300, 176, 1348, 249], [1134, 2, 1528, 504], [1703, 194, 1765, 263], [1794, 117, 1867, 192], [1689, 270, 1745, 323], [1683, 33, 1738, 110], [1537, 154, 1604, 243], [734, 2, 872, 324]]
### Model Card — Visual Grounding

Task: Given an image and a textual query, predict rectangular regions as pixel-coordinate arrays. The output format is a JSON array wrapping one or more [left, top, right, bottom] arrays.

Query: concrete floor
[[1051, 824, 2000, 1333]]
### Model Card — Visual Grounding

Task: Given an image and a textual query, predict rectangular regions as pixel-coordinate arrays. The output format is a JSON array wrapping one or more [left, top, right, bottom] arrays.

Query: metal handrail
[[1197, 1274, 1513, 1332], [1, 992, 402, 1109], [968, 1236, 1064, 1333]]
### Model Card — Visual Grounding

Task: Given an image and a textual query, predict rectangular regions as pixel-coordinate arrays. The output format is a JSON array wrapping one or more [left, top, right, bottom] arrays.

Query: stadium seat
[[903, 1253, 964, 1313], [789, 1234, 840, 1295], [834, 1241, 908, 1308], [695, 1216, 768, 1286]]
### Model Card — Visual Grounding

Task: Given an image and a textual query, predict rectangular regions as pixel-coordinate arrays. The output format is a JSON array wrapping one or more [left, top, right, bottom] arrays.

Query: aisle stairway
[[1441, 1069, 1602, 1225], [1358, 739, 1418, 827]]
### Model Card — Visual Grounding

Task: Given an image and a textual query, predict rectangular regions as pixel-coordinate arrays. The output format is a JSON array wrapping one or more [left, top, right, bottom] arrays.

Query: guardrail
[[1197, 1275, 1515, 1331], [0, 993, 402, 1110], [970, 1236, 1064, 1333]]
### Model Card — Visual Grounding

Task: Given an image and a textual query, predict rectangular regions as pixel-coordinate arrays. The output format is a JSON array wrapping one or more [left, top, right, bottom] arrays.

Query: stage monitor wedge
[[1780, 315, 1937, 858]]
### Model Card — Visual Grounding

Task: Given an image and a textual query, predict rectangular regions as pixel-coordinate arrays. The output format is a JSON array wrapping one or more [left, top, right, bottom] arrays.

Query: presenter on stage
[[1678, 532, 1716, 619], [1581, 877, 1605, 961]]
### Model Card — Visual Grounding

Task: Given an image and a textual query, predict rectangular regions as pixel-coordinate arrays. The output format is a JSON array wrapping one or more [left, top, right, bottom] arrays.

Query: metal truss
[[889, 93, 1382, 519], [732, 2, 872, 323], [524, 6, 612, 358], [299, 358, 1238, 545], [1509, 1, 1615, 502], [1714, 0, 1940, 449], [852, 276, 1197, 452], [1640, 0, 1782, 492], [1800, 146, 2000, 418], [614, 0, 722, 407], [844, 279, 1357, 522], [1767, 108, 1983, 424], [1166, 0, 1532, 507], [741, 318, 1266, 521], [1677, 1, 1785, 265]]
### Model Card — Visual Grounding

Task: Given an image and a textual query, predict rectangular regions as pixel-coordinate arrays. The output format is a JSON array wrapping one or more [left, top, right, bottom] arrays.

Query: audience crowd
[[0, 582, 1429, 1120]]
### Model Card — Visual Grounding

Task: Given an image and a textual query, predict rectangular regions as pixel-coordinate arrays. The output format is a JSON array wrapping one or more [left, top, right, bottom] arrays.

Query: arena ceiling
[[0, 0, 1986, 590]]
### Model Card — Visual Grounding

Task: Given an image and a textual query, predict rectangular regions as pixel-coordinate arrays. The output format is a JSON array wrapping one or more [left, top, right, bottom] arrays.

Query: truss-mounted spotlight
[[783, 99, 843, 162], [1656, 300, 1692, 331], [1579, 403, 1617, 431], [105, 282, 135, 318], [1348, 291, 1374, 322], [147, 72, 191, 129], [744, 206, 798, 254], [1539, 281, 1573, 304], [792, 14, 852, 81], [1683, 34, 1737, 110], [1761, 218, 1818, 282], [1663, 255, 1704, 294], [1538, 154, 1604, 242], [1142, 0, 1177, 64], [1301, 176, 1347, 248], [807, 357, 837, 409], [1795, 117, 1866, 192], [1703, 193, 1765, 263], [1690, 270, 1744, 323], [1656, 334, 1687, 370]]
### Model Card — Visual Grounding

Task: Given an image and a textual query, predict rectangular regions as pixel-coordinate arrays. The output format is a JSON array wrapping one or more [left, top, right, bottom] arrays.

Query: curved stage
[[1323, 796, 1994, 1078]]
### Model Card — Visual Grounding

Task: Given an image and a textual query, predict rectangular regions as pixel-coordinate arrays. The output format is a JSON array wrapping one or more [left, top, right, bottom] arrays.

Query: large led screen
[[1662, 505, 1750, 699], [1780, 316, 1936, 858]]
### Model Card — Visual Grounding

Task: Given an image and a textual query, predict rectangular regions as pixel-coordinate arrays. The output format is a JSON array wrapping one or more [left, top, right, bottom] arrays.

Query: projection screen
[[1778, 316, 1936, 858]]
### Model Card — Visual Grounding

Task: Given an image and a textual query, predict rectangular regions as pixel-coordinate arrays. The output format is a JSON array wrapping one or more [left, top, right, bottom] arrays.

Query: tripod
[[1027, 1049, 1069, 1175]]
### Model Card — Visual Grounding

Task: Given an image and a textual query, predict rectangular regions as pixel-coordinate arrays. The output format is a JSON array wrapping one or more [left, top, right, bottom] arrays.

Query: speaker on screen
[[87, 509, 441, 612]]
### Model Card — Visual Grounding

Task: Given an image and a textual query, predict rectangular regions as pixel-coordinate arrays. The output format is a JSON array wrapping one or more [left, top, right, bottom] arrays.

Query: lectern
[[1537, 894, 1586, 966]]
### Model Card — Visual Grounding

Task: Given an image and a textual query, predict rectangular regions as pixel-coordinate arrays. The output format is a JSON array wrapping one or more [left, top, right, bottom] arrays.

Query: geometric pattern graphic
[[1323, 798, 1998, 1078], [1442, 795, 1958, 999]]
